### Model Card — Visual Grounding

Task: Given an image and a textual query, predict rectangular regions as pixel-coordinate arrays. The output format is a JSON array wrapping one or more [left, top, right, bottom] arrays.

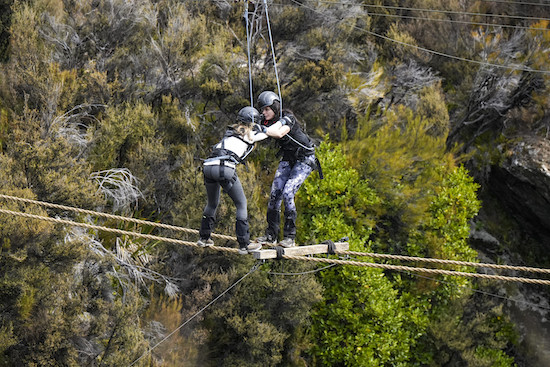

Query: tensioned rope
[[263, 0, 284, 116], [261, 0, 316, 152], [127, 262, 261, 367], [2, 193, 550, 275], [0, 194, 234, 241], [245, 1, 255, 108], [2, 206, 550, 285]]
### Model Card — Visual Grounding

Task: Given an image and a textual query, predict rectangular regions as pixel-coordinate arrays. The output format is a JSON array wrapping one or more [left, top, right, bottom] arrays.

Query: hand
[[254, 124, 267, 133]]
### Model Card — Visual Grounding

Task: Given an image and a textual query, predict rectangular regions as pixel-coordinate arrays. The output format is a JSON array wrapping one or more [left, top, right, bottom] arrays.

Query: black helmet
[[237, 106, 261, 123], [257, 91, 280, 110]]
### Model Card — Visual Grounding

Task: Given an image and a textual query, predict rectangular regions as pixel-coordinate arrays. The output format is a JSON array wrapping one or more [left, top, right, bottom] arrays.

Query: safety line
[[263, 0, 284, 117], [0, 194, 235, 241], [2, 194, 550, 275], [127, 262, 261, 367], [2, 207, 550, 285], [0, 208, 239, 254], [280, 254, 550, 285], [287, 0, 550, 75], [340, 250, 550, 274], [245, 1, 255, 108]]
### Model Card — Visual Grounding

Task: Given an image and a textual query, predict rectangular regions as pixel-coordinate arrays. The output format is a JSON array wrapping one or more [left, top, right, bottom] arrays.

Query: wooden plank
[[252, 242, 349, 260]]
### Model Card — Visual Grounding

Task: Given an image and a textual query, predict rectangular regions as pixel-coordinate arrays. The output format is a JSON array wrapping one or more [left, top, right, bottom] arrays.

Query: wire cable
[[263, 0, 284, 118], [127, 262, 261, 367], [245, 1, 254, 108], [355, 12, 550, 31], [311, 0, 550, 21], [286, 0, 550, 74], [401, 271, 550, 312]]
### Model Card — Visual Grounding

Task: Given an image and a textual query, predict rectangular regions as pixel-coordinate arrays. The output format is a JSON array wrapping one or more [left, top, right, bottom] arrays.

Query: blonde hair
[[230, 123, 255, 141]]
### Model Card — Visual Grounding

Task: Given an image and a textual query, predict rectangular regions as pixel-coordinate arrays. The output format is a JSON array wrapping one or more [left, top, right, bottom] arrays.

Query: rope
[[245, 1, 254, 108], [0, 208, 239, 255], [3, 194, 550, 276], [279, 254, 550, 286], [263, 0, 284, 118], [127, 262, 261, 367], [339, 250, 550, 274], [2, 207, 550, 285], [0, 194, 235, 241]]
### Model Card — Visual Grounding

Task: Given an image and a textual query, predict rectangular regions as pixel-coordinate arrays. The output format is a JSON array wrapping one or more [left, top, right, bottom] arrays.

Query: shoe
[[238, 247, 249, 255], [280, 238, 295, 248], [246, 242, 262, 252], [255, 234, 277, 245], [197, 238, 214, 248]]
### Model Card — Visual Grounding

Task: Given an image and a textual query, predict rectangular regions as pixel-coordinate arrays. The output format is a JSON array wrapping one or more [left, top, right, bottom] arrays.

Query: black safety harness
[[203, 130, 256, 191]]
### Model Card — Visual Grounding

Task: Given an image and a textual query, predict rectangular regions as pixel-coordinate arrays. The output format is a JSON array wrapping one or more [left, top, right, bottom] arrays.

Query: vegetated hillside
[[0, 0, 549, 366]]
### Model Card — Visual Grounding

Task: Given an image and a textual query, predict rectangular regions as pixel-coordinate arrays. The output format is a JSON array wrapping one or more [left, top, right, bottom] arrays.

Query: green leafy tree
[[300, 141, 429, 366]]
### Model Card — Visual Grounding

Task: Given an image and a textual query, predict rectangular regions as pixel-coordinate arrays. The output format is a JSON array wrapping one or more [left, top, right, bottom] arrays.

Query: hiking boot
[[255, 234, 277, 245], [246, 242, 262, 252], [280, 238, 295, 248], [197, 238, 214, 248]]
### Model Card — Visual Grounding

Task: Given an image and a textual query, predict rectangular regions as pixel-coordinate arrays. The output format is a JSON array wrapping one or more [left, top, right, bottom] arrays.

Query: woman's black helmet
[[237, 106, 261, 123], [257, 91, 280, 110]]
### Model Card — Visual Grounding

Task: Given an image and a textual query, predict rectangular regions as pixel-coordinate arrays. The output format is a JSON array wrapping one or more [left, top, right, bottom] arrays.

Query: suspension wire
[[475, 0, 550, 7], [127, 262, 262, 367], [311, 0, 550, 21], [245, 1, 254, 108], [286, 0, 550, 75], [352, 12, 550, 31], [261, 0, 316, 152], [268, 263, 337, 276], [263, 0, 284, 118]]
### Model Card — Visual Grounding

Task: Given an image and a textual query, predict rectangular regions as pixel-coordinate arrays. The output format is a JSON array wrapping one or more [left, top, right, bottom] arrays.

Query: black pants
[[200, 164, 249, 246]]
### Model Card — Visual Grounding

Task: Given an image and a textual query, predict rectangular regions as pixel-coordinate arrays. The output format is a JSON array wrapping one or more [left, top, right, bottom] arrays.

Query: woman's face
[[261, 106, 275, 121]]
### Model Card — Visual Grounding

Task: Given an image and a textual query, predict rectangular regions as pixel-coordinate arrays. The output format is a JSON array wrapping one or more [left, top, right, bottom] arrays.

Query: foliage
[[1, 0, 547, 365], [301, 141, 428, 366]]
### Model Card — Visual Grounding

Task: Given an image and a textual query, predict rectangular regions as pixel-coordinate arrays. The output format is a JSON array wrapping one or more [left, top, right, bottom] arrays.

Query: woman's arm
[[265, 120, 291, 139]]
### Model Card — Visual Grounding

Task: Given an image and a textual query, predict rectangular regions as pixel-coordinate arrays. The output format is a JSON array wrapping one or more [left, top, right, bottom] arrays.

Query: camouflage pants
[[267, 155, 315, 213]]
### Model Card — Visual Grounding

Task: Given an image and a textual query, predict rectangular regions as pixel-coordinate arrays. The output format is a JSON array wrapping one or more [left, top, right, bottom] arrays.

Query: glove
[[254, 124, 267, 133]]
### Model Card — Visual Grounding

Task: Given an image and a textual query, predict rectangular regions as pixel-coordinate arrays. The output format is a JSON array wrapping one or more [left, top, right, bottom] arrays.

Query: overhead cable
[[287, 0, 550, 75]]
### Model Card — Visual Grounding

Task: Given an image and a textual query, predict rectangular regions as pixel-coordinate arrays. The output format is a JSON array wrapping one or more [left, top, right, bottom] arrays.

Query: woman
[[198, 106, 268, 254], [253, 91, 317, 248]]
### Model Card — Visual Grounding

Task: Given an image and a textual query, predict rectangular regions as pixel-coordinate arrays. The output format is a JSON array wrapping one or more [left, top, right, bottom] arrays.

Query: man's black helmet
[[257, 91, 280, 110], [237, 106, 261, 123]]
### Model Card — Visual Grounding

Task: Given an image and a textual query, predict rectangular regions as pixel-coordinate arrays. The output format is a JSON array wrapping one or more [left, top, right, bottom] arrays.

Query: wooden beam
[[252, 242, 349, 260]]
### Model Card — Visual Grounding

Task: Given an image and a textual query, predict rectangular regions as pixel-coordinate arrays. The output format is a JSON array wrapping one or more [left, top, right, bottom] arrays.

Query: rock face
[[475, 135, 550, 366], [488, 136, 550, 251]]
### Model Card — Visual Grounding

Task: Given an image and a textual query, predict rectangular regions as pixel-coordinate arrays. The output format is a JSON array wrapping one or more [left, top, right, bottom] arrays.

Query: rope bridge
[[1, 194, 550, 285]]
